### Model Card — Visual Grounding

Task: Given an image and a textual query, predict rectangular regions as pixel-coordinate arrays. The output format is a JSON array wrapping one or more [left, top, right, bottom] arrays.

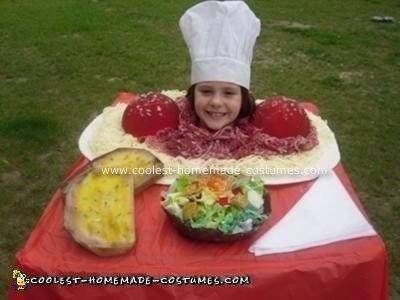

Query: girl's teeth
[[209, 112, 224, 116]]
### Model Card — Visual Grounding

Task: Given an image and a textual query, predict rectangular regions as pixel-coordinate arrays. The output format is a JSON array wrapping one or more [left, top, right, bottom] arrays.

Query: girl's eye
[[225, 91, 237, 96], [200, 90, 212, 95]]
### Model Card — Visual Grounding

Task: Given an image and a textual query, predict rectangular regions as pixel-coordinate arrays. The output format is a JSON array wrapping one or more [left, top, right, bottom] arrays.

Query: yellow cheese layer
[[74, 172, 133, 245], [95, 152, 153, 170]]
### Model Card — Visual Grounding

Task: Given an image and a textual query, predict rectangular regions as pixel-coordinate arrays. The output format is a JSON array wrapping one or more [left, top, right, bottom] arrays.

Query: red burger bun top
[[122, 92, 180, 138], [252, 96, 311, 138]]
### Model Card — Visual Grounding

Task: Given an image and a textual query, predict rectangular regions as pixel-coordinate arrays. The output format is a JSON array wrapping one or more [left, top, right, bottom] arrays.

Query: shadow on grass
[[0, 115, 62, 149]]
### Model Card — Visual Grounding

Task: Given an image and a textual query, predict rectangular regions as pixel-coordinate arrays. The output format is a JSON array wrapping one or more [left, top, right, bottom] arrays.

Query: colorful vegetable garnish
[[162, 174, 268, 235]]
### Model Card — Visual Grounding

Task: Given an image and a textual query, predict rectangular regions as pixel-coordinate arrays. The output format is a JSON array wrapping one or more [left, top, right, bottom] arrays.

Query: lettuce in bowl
[[161, 174, 270, 242]]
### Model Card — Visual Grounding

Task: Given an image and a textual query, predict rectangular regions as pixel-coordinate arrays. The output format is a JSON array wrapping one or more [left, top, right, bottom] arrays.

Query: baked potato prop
[[63, 148, 163, 256]]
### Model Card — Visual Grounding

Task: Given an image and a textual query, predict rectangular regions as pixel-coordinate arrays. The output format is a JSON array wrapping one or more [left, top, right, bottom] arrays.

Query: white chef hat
[[179, 1, 260, 89]]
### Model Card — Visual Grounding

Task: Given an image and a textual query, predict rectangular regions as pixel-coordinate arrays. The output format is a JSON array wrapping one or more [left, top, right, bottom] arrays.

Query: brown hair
[[185, 84, 256, 121]]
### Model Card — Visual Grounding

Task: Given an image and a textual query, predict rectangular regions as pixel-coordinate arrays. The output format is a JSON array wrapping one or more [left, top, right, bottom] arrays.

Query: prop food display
[[252, 96, 311, 138], [122, 92, 180, 138], [63, 148, 163, 256], [161, 174, 270, 242], [81, 90, 340, 185]]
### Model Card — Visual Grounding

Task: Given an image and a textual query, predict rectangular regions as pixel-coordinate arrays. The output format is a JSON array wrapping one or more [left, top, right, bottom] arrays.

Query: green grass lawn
[[1, 0, 399, 298]]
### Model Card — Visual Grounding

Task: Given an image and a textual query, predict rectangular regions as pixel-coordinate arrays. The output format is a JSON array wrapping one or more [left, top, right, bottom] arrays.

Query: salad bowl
[[161, 174, 271, 242]]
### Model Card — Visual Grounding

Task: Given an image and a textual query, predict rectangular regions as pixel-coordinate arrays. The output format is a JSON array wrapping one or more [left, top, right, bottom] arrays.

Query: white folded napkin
[[249, 170, 377, 255]]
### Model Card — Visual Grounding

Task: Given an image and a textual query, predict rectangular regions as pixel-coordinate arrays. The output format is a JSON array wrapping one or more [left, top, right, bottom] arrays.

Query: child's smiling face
[[194, 82, 242, 131]]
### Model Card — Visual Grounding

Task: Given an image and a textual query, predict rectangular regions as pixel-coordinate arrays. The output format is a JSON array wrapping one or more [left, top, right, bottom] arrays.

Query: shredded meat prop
[[145, 98, 318, 159]]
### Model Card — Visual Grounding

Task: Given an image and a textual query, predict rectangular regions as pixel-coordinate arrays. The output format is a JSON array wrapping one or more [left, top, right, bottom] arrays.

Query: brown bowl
[[162, 188, 271, 242]]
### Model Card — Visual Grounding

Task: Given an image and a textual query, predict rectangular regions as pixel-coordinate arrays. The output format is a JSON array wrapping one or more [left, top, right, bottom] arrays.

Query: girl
[[186, 82, 256, 131], [179, 1, 260, 131]]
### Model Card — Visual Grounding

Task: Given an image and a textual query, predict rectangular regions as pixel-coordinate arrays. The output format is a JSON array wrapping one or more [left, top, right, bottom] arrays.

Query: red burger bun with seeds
[[122, 92, 180, 138], [252, 96, 311, 138]]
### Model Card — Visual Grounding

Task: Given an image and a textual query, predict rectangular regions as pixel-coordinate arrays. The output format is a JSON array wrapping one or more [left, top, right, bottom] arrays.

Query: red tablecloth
[[8, 157, 388, 300]]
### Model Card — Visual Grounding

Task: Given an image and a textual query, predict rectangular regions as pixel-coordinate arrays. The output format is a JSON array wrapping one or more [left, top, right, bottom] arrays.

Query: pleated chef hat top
[[179, 1, 260, 89]]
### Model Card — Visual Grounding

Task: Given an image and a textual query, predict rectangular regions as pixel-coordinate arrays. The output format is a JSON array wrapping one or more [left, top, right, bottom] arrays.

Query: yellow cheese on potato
[[73, 172, 133, 245], [63, 148, 163, 256]]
